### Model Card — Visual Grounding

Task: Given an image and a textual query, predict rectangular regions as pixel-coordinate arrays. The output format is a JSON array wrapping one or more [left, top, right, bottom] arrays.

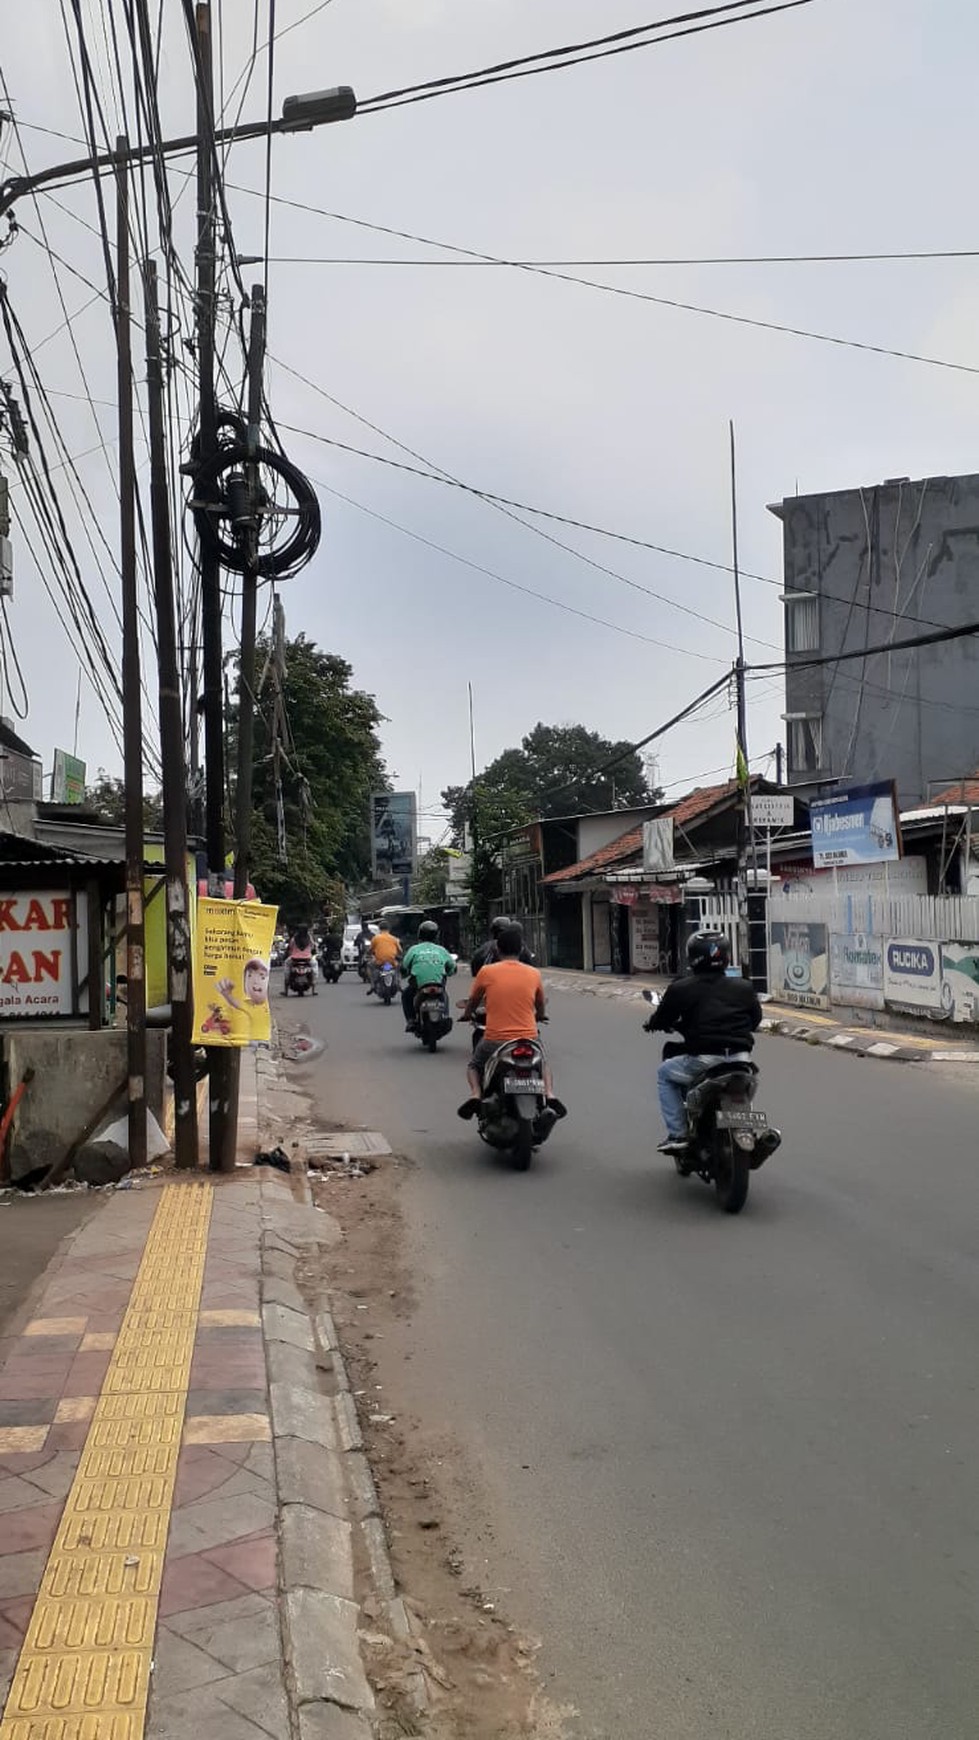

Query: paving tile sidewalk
[[542, 967, 979, 1064], [0, 1100, 379, 1740]]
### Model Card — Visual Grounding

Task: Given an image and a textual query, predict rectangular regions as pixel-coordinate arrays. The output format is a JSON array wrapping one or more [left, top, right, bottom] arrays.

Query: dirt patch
[[302, 1140, 574, 1739]]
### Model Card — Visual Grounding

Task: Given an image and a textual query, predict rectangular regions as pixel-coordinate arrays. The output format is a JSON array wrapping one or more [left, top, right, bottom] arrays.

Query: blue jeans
[[657, 1053, 750, 1138]]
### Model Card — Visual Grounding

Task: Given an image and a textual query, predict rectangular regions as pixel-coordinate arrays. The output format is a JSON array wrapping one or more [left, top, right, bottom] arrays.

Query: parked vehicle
[[411, 982, 453, 1052], [283, 956, 314, 998], [471, 1032, 554, 1171], [341, 922, 377, 971], [642, 990, 780, 1213]]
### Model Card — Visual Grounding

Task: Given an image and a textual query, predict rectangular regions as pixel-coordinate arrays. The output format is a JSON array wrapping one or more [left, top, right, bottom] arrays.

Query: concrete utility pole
[[116, 137, 147, 1170], [233, 282, 267, 902], [729, 420, 758, 978], [143, 257, 198, 1171]]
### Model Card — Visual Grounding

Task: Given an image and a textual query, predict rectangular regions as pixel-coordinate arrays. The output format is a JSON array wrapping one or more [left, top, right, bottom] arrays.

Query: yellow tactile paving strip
[[0, 1182, 213, 1740]]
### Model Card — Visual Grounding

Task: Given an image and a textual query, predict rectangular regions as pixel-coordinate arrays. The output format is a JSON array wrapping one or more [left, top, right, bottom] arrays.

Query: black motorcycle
[[471, 1032, 554, 1171], [283, 956, 314, 998], [319, 947, 343, 985], [411, 982, 453, 1052], [643, 990, 780, 1214]]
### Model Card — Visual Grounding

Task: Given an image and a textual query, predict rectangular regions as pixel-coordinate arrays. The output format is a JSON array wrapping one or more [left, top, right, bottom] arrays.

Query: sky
[[2, 0, 979, 843]]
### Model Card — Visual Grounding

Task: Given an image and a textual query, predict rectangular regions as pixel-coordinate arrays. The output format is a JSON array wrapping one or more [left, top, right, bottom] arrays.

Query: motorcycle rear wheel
[[714, 1132, 749, 1214], [512, 1121, 534, 1171]]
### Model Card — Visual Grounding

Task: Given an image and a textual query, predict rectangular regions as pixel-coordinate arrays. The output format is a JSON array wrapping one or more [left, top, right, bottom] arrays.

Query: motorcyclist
[[366, 919, 402, 994], [644, 932, 762, 1156], [285, 924, 317, 996], [458, 923, 565, 1123], [401, 919, 457, 1031], [353, 916, 373, 965], [471, 914, 535, 975]]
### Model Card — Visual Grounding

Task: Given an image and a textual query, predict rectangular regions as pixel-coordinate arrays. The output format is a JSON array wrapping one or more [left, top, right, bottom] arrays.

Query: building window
[[784, 591, 819, 653], [788, 715, 823, 773]]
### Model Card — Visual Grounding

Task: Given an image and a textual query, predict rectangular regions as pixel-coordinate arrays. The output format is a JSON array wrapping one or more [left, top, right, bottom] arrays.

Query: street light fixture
[[0, 87, 358, 219]]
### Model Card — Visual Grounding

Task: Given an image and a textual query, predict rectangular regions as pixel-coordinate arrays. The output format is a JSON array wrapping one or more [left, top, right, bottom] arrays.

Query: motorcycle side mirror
[[642, 989, 661, 1008]]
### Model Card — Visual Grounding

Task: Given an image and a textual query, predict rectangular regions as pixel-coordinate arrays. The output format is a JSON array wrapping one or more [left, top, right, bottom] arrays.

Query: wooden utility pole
[[143, 257, 199, 1170], [116, 136, 147, 1169], [729, 420, 757, 977], [194, 0, 235, 1170], [233, 283, 266, 901]]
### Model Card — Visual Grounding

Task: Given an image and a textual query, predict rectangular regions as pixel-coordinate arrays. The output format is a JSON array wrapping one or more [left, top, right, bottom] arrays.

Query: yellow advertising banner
[[192, 898, 278, 1046]]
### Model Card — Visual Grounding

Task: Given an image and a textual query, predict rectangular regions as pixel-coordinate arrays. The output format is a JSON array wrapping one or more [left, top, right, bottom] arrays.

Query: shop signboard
[[0, 890, 85, 1017], [882, 938, 947, 1013], [52, 750, 86, 804], [829, 931, 884, 1009], [752, 793, 795, 830], [630, 908, 663, 973], [810, 780, 901, 868], [642, 817, 675, 874], [939, 943, 979, 1024], [779, 855, 927, 898], [769, 919, 830, 1008]]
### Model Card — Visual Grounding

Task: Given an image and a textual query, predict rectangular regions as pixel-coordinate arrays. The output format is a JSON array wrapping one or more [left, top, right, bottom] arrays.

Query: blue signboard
[[810, 781, 901, 869]]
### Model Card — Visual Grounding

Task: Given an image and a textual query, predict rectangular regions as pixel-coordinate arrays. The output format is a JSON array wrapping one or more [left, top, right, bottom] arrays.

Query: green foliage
[[85, 771, 163, 832], [412, 846, 451, 907], [231, 635, 387, 924]]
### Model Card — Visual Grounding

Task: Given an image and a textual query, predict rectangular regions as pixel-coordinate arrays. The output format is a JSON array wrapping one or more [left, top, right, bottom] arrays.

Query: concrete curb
[[254, 1041, 426, 1738], [542, 971, 979, 1066]]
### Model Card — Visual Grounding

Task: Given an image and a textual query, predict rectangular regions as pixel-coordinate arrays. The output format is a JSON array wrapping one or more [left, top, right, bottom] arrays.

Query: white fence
[[767, 892, 979, 1023]]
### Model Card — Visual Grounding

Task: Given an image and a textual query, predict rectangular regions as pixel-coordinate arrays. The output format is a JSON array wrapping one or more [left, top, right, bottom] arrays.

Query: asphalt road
[[288, 970, 979, 1740]]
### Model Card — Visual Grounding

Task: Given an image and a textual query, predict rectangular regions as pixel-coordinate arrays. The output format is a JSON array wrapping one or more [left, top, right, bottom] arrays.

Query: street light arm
[[0, 88, 356, 220]]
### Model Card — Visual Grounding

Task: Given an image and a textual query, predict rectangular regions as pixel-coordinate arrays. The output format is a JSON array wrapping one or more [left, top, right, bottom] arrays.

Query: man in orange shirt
[[457, 924, 566, 1120]]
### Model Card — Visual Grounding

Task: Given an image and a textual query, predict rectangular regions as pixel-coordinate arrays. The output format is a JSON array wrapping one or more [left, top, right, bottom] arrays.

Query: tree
[[412, 845, 451, 907], [85, 771, 164, 832], [230, 634, 387, 922], [442, 721, 659, 845]]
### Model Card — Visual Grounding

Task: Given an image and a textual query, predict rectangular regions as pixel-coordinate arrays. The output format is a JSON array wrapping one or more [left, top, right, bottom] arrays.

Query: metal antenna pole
[[144, 257, 199, 1170], [116, 137, 147, 1169], [730, 420, 758, 976]]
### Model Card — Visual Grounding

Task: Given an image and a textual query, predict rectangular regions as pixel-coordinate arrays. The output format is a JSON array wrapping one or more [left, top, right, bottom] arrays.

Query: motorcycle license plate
[[716, 1108, 768, 1129], [503, 1075, 543, 1095], [420, 1001, 442, 1015]]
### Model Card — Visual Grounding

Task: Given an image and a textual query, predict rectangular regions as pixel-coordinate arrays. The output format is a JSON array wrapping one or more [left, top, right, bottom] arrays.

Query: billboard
[[810, 780, 901, 869], [829, 931, 884, 1010], [52, 750, 86, 804], [882, 939, 947, 1013], [769, 920, 830, 1008], [939, 944, 979, 1024], [370, 792, 417, 880]]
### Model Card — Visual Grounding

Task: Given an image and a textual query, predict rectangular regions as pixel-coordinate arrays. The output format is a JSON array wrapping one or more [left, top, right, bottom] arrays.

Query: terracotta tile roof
[[542, 824, 643, 885], [541, 777, 755, 886], [926, 773, 979, 806]]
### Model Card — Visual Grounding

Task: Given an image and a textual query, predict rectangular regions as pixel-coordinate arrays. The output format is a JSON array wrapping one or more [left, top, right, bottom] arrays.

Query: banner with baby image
[[192, 898, 278, 1046]]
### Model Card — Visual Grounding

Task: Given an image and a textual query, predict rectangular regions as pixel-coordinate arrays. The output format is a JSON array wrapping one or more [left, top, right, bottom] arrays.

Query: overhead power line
[[747, 619, 979, 675], [265, 247, 979, 268], [358, 0, 819, 115], [230, 186, 979, 378]]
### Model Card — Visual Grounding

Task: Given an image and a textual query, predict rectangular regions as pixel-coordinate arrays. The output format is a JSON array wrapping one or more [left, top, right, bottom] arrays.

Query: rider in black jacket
[[645, 933, 762, 1156]]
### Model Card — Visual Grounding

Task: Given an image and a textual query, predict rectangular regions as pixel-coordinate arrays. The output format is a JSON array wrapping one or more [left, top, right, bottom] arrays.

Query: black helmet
[[688, 932, 731, 974], [490, 914, 510, 938], [418, 919, 439, 941], [496, 923, 524, 958]]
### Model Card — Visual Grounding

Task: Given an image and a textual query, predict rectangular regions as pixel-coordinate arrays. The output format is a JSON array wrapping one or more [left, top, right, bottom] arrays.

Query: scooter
[[370, 959, 398, 1006], [642, 989, 780, 1214], [319, 946, 343, 985], [471, 1030, 555, 1171], [283, 955, 315, 998], [411, 982, 453, 1053]]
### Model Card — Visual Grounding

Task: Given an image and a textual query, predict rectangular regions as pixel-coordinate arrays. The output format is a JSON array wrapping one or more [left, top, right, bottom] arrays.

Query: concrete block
[[275, 1438, 348, 1519], [267, 1340, 320, 1392], [261, 1275, 306, 1313], [262, 1302, 315, 1351], [283, 1588, 373, 1714], [269, 1383, 338, 1449], [332, 1393, 362, 1453], [280, 1503, 355, 1600], [343, 1452, 381, 1522], [5, 1027, 166, 1181]]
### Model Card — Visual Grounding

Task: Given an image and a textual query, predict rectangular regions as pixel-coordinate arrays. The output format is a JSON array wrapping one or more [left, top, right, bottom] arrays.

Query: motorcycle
[[642, 990, 780, 1214], [412, 982, 453, 1052], [370, 959, 398, 1006], [283, 955, 314, 998], [319, 947, 343, 985], [472, 1030, 554, 1171]]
